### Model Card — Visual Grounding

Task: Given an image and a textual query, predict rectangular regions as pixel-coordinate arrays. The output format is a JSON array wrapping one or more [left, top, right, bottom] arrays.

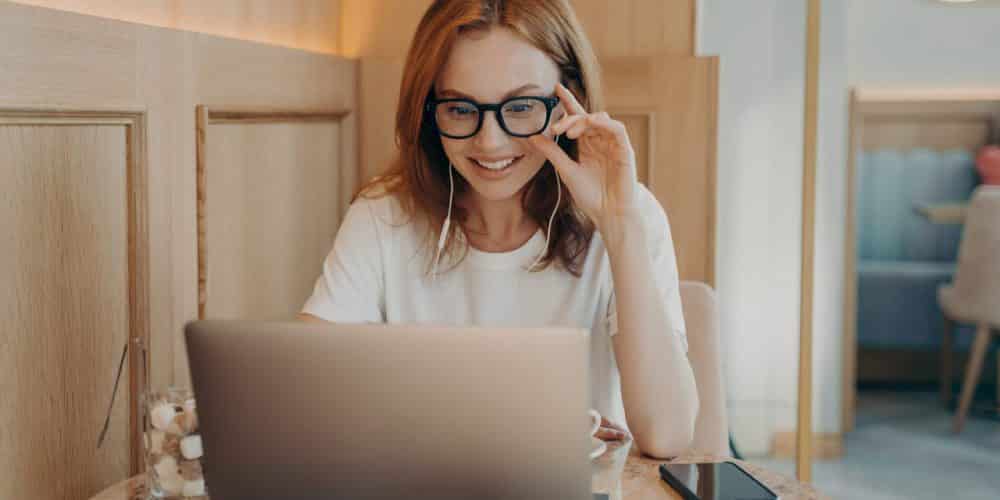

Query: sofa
[[856, 149, 979, 354]]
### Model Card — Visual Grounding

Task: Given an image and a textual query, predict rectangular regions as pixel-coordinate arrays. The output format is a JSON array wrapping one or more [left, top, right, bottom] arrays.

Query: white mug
[[588, 409, 602, 437]]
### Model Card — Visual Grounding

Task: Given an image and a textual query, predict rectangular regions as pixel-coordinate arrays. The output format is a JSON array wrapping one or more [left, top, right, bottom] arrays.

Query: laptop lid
[[184, 320, 592, 500]]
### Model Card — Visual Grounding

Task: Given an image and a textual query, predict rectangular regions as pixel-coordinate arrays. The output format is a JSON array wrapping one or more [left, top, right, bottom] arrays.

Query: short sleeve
[[301, 198, 385, 323], [606, 185, 688, 353]]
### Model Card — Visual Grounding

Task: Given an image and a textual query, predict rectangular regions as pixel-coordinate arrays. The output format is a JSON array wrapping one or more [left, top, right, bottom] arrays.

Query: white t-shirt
[[301, 183, 686, 429]]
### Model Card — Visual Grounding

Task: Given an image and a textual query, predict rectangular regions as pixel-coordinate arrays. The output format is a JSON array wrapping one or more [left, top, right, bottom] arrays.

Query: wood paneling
[[603, 55, 719, 285], [339, 0, 432, 57], [770, 431, 843, 461], [797, 0, 820, 481], [1, 2, 358, 494], [197, 108, 351, 321], [862, 118, 994, 151], [572, 0, 695, 57], [9, 0, 342, 54], [0, 111, 147, 500], [618, 113, 653, 185], [358, 57, 406, 181], [339, 0, 695, 58], [855, 97, 1000, 150]]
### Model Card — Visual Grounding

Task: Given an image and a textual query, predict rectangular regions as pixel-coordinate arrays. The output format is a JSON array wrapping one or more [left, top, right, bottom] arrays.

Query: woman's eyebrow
[[438, 84, 544, 100]]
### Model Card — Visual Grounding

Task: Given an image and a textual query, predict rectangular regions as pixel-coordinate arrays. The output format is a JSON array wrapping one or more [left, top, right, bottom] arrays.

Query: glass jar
[[143, 387, 209, 499]]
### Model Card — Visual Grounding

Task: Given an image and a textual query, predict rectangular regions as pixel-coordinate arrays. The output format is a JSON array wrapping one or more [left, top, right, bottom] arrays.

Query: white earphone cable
[[528, 134, 562, 272], [431, 162, 455, 281]]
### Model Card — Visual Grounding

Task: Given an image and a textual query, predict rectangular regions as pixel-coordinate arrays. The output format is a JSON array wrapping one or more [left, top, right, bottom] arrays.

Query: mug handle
[[588, 409, 602, 437]]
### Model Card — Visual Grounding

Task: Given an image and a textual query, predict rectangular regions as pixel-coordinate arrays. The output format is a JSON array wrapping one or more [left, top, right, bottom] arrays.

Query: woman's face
[[434, 27, 563, 205]]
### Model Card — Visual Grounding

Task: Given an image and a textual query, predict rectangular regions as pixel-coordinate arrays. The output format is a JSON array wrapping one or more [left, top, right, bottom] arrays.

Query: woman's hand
[[594, 416, 631, 442], [528, 83, 640, 236]]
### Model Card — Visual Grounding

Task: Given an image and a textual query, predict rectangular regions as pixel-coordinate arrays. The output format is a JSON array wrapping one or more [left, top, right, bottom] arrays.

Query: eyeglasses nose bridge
[[474, 105, 509, 142]]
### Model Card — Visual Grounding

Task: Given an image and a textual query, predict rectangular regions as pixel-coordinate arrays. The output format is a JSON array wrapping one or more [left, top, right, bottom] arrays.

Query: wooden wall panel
[[1, 2, 358, 492], [856, 97, 1000, 151], [199, 112, 348, 321], [618, 113, 653, 185], [359, 57, 406, 182], [0, 119, 137, 500], [572, 0, 695, 57], [339, 0, 694, 58], [339, 0, 432, 57], [604, 55, 719, 284], [9, 0, 342, 54]]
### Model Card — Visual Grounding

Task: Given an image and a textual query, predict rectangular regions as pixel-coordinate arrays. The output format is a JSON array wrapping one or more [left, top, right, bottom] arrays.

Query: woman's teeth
[[474, 157, 519, 171]]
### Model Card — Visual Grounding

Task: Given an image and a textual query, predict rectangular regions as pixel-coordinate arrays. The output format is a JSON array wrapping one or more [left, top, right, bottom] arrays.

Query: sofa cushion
[[857, 260, 955, 349]]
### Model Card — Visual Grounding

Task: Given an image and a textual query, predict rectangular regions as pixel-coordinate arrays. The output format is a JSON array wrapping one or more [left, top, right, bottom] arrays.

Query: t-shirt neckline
[[464, 229, 545, 270]]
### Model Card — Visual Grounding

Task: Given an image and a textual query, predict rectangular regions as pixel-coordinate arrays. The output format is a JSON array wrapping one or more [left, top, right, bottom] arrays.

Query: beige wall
[[8, 0, 342, 54]]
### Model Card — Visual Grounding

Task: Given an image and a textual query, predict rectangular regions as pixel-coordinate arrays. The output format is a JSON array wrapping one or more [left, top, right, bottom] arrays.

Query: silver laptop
[[184, 320, 593, 500]]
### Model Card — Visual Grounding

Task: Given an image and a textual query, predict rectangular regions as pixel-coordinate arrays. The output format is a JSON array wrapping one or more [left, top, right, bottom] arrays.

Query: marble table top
[[91, 440, 825, 500]]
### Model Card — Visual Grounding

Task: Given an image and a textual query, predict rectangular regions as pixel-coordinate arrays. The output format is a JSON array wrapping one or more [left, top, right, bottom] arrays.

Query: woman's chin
[[466, 181, 529, 203], [459, 164, 541, 203]]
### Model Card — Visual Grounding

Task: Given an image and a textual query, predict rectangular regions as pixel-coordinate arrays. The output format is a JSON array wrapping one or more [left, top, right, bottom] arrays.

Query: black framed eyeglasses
[[425, 95, 560, 139]]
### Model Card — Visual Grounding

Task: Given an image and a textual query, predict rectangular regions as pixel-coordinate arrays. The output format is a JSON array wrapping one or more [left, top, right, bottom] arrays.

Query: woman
[[300, 0, 698, 458]]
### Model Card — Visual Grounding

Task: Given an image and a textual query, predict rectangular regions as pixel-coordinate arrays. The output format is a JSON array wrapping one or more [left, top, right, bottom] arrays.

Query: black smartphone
[[659, 462, 779, 500]]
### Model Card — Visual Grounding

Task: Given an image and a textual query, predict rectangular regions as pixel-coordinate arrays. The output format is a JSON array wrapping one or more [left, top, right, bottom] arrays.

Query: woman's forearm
[[602, 213, 699, 458]]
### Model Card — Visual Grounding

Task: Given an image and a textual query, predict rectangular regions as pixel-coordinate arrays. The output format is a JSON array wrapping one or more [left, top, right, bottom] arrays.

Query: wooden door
[[0, 110, 145, 500]]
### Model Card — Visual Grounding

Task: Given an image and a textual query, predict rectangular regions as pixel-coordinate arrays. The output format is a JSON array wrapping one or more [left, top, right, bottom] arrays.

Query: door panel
[[200, 116, 345, 320], [0, 122, 132, 500]]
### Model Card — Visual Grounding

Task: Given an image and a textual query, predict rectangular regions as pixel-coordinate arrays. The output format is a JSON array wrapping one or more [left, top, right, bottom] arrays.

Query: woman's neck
[[460, 192, 537, 253]]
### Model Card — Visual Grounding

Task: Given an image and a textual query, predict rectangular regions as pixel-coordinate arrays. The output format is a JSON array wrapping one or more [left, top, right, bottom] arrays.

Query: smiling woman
[[300, 0, 698, 459]]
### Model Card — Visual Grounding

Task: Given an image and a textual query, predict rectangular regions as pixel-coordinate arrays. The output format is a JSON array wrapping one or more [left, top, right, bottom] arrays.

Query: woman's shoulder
[[346, 191, 412, 233], [633, 183, 671, 230]]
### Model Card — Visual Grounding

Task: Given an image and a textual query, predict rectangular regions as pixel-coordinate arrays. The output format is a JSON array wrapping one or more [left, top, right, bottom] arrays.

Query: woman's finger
[[594, 426, 628, 441], [599, 417, 631, 438], [567, 114, 621, 141], [527, 134, 576, 174], [584, 114, 632, 149], [565, 118, 591, 140], [551, 114, 585, 135], [555, 82, 587, 116]]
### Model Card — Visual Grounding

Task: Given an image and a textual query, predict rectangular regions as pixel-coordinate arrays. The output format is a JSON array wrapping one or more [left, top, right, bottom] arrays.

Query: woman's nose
[[473, 110, 508, 149]]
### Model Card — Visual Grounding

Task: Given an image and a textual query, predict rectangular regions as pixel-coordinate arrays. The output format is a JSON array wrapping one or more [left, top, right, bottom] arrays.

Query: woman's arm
[[528, 83, 699, 458], [603, 213, 698, 459], [297, 313, 329, 323]]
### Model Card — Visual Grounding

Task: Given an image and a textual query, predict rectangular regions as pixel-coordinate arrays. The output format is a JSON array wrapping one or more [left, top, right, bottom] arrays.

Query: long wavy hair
[[356, 0, 603, 277]]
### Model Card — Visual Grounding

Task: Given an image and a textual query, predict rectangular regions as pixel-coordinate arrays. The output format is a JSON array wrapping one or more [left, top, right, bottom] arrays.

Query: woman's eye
[[505, 103, 534, 113], [447, 106, 476, 117]]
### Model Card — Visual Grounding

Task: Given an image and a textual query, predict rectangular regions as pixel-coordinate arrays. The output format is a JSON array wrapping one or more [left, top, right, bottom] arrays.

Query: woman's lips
[[469, 155, 523, 178]]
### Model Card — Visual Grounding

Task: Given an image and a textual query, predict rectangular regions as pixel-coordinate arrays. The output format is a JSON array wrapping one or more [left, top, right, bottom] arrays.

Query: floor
[[751, 390, 1000, 500]]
